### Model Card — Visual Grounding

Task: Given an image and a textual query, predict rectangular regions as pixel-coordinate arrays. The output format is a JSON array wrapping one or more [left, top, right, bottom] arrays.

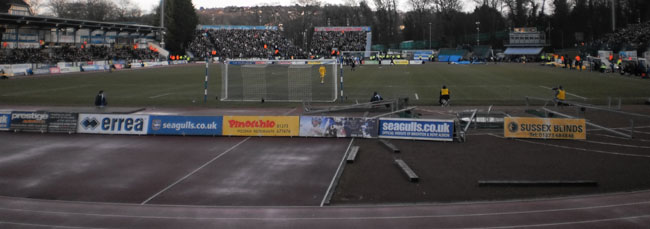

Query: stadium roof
[[504, 47, 543, 55], [0, 13, 162, 33]]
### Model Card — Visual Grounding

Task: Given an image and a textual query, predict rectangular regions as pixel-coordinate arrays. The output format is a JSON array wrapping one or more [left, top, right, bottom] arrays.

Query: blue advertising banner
[[0, 111, 10, 131], [379, 118, 454, 141], [149, 116, 223, 136]]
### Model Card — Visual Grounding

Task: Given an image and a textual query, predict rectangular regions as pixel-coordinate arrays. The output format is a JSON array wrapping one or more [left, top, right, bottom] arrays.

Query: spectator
[[94, 90, 107, 108]]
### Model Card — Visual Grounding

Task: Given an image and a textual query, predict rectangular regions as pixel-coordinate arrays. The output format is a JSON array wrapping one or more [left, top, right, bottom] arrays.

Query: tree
[[162, 0, 199, 55], [431, 0, 462, 13], [551, 0, 570, 48], [373, 0, 400, 45]]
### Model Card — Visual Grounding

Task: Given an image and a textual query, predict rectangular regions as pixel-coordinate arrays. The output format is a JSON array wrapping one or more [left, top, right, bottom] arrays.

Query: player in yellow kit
[[552, 85, 566, 106], [439, 85, 450, 106], [319, 65, 326, 84]]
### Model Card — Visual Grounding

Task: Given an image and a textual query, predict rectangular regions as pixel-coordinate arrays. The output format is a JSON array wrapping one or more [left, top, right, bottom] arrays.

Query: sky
[[132, 0, 478, 13]]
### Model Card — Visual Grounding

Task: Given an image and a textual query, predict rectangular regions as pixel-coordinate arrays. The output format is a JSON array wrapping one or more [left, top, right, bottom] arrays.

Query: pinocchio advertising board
[[504, 117, 586, 140], [222, 116, 299, 136]]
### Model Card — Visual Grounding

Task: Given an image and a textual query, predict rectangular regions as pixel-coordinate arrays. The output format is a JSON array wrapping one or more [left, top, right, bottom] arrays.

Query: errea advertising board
[[504, 117, 586, 140], [77, 114, 149, 135], [148, 116, 222, 136], [379, 118, 454, 141], [222, 116, 299, 136]]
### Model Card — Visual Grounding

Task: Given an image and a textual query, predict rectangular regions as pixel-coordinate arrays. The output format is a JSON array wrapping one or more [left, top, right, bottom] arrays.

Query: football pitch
[[1, 63, 650, 107]]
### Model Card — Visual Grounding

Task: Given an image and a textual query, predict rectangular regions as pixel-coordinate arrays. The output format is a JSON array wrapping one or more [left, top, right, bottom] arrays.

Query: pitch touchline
[[539, 86, 587, 100], [140, 137, 251, 204], [2, 85, 90, 96]]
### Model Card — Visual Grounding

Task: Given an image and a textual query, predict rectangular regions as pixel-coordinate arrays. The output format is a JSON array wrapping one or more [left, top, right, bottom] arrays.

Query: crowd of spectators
[[0, 45, 160, 64], [589, 21, 650, 51], [189, 29, 307, 60], [309, 31, 367, 57], [187, 29, 369, 60]]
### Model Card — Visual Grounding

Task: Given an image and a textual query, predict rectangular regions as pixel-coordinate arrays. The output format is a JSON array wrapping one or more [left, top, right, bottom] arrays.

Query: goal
[[221, 60, 338, 102]]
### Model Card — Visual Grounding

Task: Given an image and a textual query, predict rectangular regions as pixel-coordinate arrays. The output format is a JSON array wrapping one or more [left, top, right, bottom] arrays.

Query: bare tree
[[431, 0, 462, 13], [293, 0, 322, 6]]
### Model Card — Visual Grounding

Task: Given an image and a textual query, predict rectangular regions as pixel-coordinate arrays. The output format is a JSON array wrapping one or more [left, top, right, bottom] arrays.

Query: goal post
[[221, 59, 338, 102]]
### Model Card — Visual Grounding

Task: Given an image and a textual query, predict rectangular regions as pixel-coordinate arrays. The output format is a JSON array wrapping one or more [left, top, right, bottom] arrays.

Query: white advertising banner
[[77, 114, 149, 135]]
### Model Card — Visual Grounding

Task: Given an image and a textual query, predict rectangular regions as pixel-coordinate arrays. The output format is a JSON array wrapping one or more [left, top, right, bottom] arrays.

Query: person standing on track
[[319, 65, 326, 84], [439, 85, 450, 106]]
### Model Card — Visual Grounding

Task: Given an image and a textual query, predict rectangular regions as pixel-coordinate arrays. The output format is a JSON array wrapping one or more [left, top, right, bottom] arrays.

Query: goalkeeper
[[319, 65, 326, 84]]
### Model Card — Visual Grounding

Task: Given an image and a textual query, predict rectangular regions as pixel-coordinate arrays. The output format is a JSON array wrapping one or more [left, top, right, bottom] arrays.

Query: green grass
[[1, 63, 650, 107]]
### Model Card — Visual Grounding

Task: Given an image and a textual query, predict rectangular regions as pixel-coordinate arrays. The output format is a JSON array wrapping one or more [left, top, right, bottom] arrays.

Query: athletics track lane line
[[140, 137, 251, 205], [486, 134, 650, 158]]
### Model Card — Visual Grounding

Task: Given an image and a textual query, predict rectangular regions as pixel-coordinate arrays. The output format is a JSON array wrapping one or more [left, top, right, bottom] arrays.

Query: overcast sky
[[132, 0, 478, 13]]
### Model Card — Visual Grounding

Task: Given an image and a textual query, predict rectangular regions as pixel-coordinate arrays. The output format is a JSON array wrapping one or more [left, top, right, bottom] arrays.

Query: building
[[503, 27, 548, 57], [1, 0, 32, 16]]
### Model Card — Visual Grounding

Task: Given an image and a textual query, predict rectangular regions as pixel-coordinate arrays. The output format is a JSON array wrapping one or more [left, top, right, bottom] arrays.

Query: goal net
[[221, 60, 338, 102]]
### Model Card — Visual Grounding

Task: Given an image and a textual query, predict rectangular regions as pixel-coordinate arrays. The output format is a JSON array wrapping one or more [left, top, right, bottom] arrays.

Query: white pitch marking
[[321, 138, 354, 207], [2, 85, 89, 96], [148, 93, 173, 99], [539, 86, 587, 100], [140, 137, 251, 204]]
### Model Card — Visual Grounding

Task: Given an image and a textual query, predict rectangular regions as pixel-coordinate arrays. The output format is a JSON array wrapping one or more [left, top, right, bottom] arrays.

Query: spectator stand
[[0, 13, 162, 51], [310, 26, 371, 59], [190, 25, 304, 61]]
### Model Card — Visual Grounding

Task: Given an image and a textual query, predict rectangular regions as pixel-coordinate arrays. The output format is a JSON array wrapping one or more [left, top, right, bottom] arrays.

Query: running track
[[1, 190, 650, 228]]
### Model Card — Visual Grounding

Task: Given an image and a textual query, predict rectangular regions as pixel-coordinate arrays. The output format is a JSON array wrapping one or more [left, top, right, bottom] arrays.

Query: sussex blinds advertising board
[[299, 116, 378, 138], [222, 116, 299, 136], [379, 118, 454, 141], [77, 114, 149, 135], [504, 117, 586, 140], [149, 116, 222, 136]]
